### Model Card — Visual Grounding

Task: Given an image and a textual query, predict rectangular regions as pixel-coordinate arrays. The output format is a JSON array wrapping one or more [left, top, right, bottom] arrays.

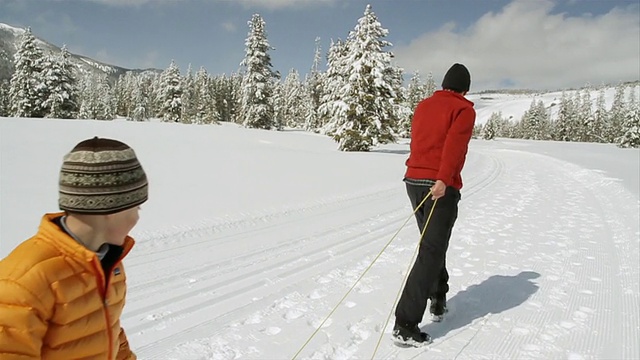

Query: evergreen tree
[[159, 60, 183, 122], [9, 27, 45, 117], [303, 37, 324, 132], [608, 83, 627, 142], [578, 87, 595, 142], [272, 82, 284, 130], [425, 71, 437, 98], [98, 74, 116, 120], [193, 67, 219, 124], [592, 86, 608, 143], [521, 99, 549, 140], [280, 69, 306, 128], [317, 39, 349, 136], [399, 71, 426, 137], [77, 73, 115, 120], [482, 111, 502, 140], [389, 66, 411, 137], [180, 64, 196, 124], [116, 72, 137, 118], [618, 102, 640, 148], [552, 91, 574, 141], [239, 14, 278, 129], [42, 46, 79, 118], [131, 77, 149, 121], [0, 79, 9, 116], [321, 4, 397, 151]]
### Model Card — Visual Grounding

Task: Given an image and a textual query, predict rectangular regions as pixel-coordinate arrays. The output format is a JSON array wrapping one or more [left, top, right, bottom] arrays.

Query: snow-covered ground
[[1, 113, 638, 359]]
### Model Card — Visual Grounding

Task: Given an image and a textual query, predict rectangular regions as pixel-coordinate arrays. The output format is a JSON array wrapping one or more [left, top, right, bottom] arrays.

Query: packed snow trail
[[121, 141, 639, 359]]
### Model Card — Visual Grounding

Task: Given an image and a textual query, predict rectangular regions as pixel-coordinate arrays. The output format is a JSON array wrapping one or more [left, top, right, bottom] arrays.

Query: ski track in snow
[[123, 143, 639, 360]]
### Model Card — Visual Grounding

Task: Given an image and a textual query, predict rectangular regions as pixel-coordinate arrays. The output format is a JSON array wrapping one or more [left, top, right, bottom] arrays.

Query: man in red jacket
[[392, 63, 476, 347]]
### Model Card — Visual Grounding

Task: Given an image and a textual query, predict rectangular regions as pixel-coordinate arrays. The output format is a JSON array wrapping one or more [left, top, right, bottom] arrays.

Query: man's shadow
[[421, 271, 541, 339]]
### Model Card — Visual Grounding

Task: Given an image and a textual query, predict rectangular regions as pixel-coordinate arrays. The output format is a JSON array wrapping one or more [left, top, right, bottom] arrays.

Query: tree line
[[0, 5, 638, 149]]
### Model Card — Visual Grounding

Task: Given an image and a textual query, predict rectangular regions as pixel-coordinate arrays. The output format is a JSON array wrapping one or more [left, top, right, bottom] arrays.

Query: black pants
[[395, 183, 460, 326]]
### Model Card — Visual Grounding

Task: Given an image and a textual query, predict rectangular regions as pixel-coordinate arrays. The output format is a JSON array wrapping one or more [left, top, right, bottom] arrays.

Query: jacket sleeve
[[0, 280, 49, 359], [116, 327, 137, 360], [437, 107, 476, 185]]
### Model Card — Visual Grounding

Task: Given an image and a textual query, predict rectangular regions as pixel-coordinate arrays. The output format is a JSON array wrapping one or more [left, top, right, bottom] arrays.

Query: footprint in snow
[[356, 284, 374, 294], [560, 321, 576, 330], [243, 313, 262, 325], [284, 309, 305, 320], [309, 289, 326, 299], [309, 318, 333, 328], [262, 327, 281, 335]]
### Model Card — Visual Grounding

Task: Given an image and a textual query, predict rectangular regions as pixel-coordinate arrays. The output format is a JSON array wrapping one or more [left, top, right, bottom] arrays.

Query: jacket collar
[[434, 89, 475, 106], [38, 212, 135, 263]]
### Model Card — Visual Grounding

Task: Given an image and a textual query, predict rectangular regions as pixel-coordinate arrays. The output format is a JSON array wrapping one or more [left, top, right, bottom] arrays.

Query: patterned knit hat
[[59, 137, 148, 214]]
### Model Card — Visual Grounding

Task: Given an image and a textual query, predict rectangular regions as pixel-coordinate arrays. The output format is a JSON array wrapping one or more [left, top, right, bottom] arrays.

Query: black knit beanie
[[441, 63, 471, 93], [59, 137, 148, 214]]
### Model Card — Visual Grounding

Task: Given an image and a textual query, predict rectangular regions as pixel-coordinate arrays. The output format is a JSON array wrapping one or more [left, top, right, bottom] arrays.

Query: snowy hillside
[[0, 22, 159, 81], [1, 116, 638, 359], [469, 84, 640, 125]]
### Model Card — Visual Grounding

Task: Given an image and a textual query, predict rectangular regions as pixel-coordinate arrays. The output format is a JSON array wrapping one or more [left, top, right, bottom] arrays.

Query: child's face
[[106, 206, 140, 245]]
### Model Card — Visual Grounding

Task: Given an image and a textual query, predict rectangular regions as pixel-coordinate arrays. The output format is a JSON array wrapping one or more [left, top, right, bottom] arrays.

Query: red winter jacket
[[405, 90, 476, 190]]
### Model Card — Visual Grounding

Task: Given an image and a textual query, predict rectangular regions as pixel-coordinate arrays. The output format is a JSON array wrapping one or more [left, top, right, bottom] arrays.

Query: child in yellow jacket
[[0, 137, 148, 359]]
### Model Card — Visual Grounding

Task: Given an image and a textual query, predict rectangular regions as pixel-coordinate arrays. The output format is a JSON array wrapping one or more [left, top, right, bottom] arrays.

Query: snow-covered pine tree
[[193, 67, 219, 124], [116, 72, 137, 118], [131, 77, 149, 121], [520, 99, 549, 140], [180, 64, 196, 124], [303, 37, 324, 132], [425, 72, 436, 98], [552, 91, 575, 141], [42, 45, 79, 119], [592, 86, 608, 143], [9, 27, 45, 117], [0, 79, 9, 116], [482, 111, 503, 140], [98, 74, 116, 120], [239, 14, 278, 129], [280, 69, 306, 129], [618, 100, 639, 148], [578, 86, 595, 142], [317, 39, 349, 136], [322, 4, 397, 151], [608, 83, 627, 143], [398, 71, 426, 137], [389, 66, 411, 137], [77, 73, 114, 120], [158, 60, 183, 122], [272, 82, 284, 130]]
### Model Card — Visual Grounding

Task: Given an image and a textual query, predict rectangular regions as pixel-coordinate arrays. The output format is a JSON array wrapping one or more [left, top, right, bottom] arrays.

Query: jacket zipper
[[92, 260, 114, 360]]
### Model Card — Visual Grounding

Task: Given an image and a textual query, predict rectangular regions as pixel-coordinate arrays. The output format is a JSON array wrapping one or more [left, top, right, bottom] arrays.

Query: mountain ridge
[[0, 22, 161, 82]]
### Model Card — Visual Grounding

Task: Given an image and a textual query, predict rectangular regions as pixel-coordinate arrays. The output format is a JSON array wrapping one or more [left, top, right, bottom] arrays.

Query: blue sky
[[0, 0, 638, 91]]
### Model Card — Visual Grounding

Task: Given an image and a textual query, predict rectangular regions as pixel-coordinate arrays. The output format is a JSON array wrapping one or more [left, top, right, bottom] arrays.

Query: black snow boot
[[392, 322, 432, 347], [429, 296, 448, 322]]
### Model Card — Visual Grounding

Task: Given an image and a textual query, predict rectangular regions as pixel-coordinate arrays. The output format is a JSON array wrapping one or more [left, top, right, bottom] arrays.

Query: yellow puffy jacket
[[0, 213, 136, 359]]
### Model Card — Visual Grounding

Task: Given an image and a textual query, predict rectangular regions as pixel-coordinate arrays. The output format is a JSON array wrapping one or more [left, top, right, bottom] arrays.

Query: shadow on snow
[[422, 271, 541, 339]]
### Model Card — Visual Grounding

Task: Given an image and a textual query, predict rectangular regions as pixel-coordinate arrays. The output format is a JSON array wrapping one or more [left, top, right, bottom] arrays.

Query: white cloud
[[222, 21, 236, 33], [392, 0, 640, 91], [92, 48, 158, 69], [48, 0, 186, 6], [232, 0, 337, 10], [53, 0, 335, 8]]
